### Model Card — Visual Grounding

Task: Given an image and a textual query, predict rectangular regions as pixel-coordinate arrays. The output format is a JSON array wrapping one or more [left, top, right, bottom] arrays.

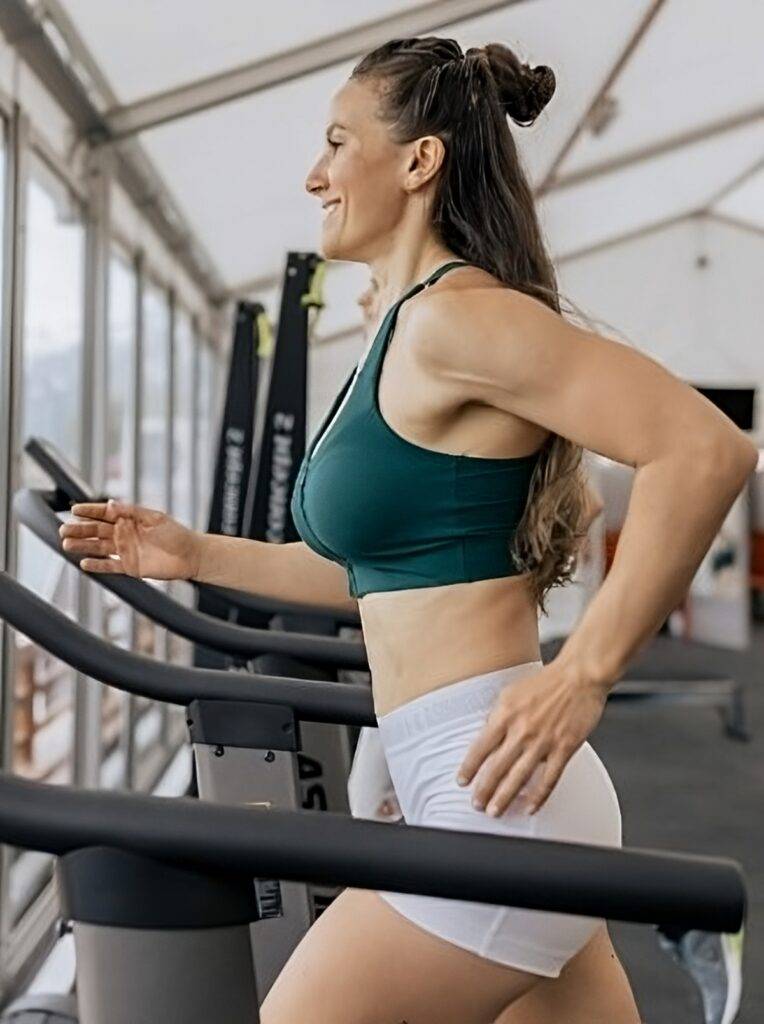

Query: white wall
[[557, 213, 764, 439]]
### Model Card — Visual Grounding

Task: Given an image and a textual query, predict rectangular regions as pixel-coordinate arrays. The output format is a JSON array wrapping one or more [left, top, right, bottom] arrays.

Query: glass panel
[[99, 249, 137, 788], [168, 309, 195, 667], [134, 280, 171, 766], [14, 154, 85, 787], [105, 250, 135, 499], [172, 309, 194, 526], [195, 339, 215, 530], [139, 281, 170, 512], [10, 153, 84, 924]]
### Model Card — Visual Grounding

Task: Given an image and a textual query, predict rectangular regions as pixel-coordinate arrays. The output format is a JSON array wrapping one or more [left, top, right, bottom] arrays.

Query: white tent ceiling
[[39, 0, 764, 299]]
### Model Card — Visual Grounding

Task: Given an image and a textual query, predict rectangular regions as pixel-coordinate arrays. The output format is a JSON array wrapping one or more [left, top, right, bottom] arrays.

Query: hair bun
[[522, 65, 556, 122], [483, 44, 556, 127]]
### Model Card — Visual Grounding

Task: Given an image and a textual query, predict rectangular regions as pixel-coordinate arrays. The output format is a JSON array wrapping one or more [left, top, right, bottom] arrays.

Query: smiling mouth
[[322, 201, 341, 220]]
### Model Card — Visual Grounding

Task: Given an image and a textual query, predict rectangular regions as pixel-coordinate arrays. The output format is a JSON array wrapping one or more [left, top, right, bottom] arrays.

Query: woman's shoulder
[[402, 274, 553, 384]]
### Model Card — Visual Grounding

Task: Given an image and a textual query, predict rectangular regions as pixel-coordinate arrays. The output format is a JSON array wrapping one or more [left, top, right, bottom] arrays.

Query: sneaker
[[657, 928, 744, 1024]]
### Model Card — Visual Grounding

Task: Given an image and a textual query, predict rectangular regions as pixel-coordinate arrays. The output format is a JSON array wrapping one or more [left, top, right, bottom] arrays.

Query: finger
[[470, 734, 528, 810], [81, 557, 125, 575], [456, 712, 508, 786], [483, 745, 548, 817], [59, 521, 115, 540], [523, 749, 573, 815], [71, 499, 135, 523], [62, 537, 117, 558]]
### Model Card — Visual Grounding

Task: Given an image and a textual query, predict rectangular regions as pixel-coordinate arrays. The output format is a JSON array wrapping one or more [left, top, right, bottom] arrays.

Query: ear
[[403, 134, 446, 192]]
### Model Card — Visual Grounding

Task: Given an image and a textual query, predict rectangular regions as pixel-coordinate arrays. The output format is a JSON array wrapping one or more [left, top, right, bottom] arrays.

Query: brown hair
[[352, 37, 593, 613]]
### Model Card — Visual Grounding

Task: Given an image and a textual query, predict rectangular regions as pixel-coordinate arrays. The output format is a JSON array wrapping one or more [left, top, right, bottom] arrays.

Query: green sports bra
[[291, 260, 542, 599]]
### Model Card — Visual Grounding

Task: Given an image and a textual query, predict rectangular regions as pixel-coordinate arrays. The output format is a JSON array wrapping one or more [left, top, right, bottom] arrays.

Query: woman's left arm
[[411, 289, 759, 816]]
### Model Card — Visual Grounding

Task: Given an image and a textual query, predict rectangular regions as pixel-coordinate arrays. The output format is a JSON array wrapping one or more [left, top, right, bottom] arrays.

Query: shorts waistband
[[376, 660, 543, 749]]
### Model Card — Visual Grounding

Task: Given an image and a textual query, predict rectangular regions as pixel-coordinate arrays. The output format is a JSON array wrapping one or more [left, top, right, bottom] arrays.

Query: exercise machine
[[0, 741, 746, 1023], [0, 572, 748, 1024]]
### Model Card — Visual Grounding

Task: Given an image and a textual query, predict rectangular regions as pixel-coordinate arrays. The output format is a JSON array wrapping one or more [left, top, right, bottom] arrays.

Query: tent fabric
[[56, 0, 762, 297]]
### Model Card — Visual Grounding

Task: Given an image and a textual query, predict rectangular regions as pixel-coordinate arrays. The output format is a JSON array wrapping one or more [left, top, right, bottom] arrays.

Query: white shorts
[[375, 660, 622, 978]]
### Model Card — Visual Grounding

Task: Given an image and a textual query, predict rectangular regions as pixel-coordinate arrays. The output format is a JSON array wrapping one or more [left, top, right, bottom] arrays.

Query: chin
[[320, 237, 369, 265]]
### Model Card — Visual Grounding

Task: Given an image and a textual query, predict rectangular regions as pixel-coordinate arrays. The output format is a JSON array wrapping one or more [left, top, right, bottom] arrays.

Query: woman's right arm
[[192, 534, 358, 615], [59, 500, 358, 616]]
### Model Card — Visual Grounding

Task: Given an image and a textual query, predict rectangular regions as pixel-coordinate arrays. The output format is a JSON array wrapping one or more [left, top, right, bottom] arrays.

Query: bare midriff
[[359, 572, 541, 716]]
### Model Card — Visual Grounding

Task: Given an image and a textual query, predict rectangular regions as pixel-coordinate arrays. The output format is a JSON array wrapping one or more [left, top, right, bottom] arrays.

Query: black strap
[[421, 259, 471, 289]]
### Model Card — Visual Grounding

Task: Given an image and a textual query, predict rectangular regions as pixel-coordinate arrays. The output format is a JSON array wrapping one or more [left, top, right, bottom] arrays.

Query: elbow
[[729, 437, 759, 480], [702, 435, 759, 488]]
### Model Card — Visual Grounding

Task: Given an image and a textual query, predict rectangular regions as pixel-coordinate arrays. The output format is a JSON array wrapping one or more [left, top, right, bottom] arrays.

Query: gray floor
[[588, 622, 763, 1023]]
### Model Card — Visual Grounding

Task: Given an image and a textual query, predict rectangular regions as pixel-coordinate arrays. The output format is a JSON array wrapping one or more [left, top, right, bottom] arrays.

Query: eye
[[327, 138, 341, 150]]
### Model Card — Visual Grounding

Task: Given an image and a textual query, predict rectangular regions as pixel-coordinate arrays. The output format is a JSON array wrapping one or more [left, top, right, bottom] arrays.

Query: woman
[[61, 37, 757, 1024], [348, 277, 605, 824]]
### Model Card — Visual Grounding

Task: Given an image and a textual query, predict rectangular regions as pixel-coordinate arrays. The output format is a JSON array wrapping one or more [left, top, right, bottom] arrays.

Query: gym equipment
[[0, 770, 744, 1024], [196, 252, 337, 658], [15, 463, 365, 672], [23, 438, 750, 738], [0, 569, 367, 1002], [19, 442, 365, 822], [0, 571, 748, 1024]]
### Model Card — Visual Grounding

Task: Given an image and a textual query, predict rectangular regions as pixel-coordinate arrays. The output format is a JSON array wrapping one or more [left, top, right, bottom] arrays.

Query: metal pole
[[0, 100, 30, 999]]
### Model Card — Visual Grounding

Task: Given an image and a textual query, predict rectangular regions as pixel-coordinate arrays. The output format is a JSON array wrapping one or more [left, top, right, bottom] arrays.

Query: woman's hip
[[376, 661, 622, 849]]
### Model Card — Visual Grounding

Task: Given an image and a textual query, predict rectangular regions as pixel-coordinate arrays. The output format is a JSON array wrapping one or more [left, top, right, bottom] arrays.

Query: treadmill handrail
[[0, 571, 374, 726], [192, 580, 361, 628], [13, 488, 368, 669], [0, 771, 746, 934], [25, 434, 362, 628]]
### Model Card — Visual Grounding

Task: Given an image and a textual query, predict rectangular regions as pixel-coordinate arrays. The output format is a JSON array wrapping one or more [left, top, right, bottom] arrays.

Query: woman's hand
[[58, 499, 204, 581], [456, 662, 609, 817]]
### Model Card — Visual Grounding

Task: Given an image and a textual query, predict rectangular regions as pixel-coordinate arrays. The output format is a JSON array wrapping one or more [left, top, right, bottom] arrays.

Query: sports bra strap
[[421, 259, 472, 288], [390, 260, 472, 318]]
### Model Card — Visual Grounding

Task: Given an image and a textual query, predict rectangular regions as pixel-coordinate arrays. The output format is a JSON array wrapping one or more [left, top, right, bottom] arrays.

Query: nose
[[305, 150, 328, 198]]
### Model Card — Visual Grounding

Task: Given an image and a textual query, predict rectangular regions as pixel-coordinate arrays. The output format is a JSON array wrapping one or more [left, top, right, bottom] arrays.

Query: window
[[133, 279, 171, 769], [195, 338, 217, 530], [99, 249, 137, 788], [167, 307, 196, 668], [105, 250, 136, 500], [13, 154, 85, 789], [139, 281, 171, 512], [172, 308, 195, 527], [10, 153, 85, 925]]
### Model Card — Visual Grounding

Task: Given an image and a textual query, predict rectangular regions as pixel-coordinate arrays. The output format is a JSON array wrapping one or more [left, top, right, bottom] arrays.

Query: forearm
[[556, 441, 758, 690], [191, 533, 358, 615]]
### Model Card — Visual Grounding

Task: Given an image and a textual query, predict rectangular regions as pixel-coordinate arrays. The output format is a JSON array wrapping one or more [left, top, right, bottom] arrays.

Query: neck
[[368, 233, 460, 315]]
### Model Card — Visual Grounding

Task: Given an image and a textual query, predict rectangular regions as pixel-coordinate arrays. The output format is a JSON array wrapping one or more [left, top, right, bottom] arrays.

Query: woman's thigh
[[260, 888, 542, 1024], [495, 926, 641, 1024]]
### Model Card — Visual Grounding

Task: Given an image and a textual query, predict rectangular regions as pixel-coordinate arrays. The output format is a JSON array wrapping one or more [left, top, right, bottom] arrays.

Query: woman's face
[[305, 78, 409, 263]]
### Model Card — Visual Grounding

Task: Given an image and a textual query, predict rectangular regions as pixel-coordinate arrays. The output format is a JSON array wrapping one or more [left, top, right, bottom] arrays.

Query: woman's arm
[[411, 288, 758, 815], [414, 287, 758, 689], [192, 535, 359, 616], [556, 447, 753, 687]]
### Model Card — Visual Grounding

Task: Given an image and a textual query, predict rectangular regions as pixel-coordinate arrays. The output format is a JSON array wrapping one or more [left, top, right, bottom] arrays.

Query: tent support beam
[[544, 104, 764, 196], [0, 0, 225, 302], [98, 0, 529, 142]]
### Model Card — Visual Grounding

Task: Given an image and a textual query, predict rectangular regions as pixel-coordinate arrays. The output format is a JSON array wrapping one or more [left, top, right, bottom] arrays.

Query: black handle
[[0, 570, 375, 725], [13, 488, 368, 669], [0, 771, 746, 934]]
